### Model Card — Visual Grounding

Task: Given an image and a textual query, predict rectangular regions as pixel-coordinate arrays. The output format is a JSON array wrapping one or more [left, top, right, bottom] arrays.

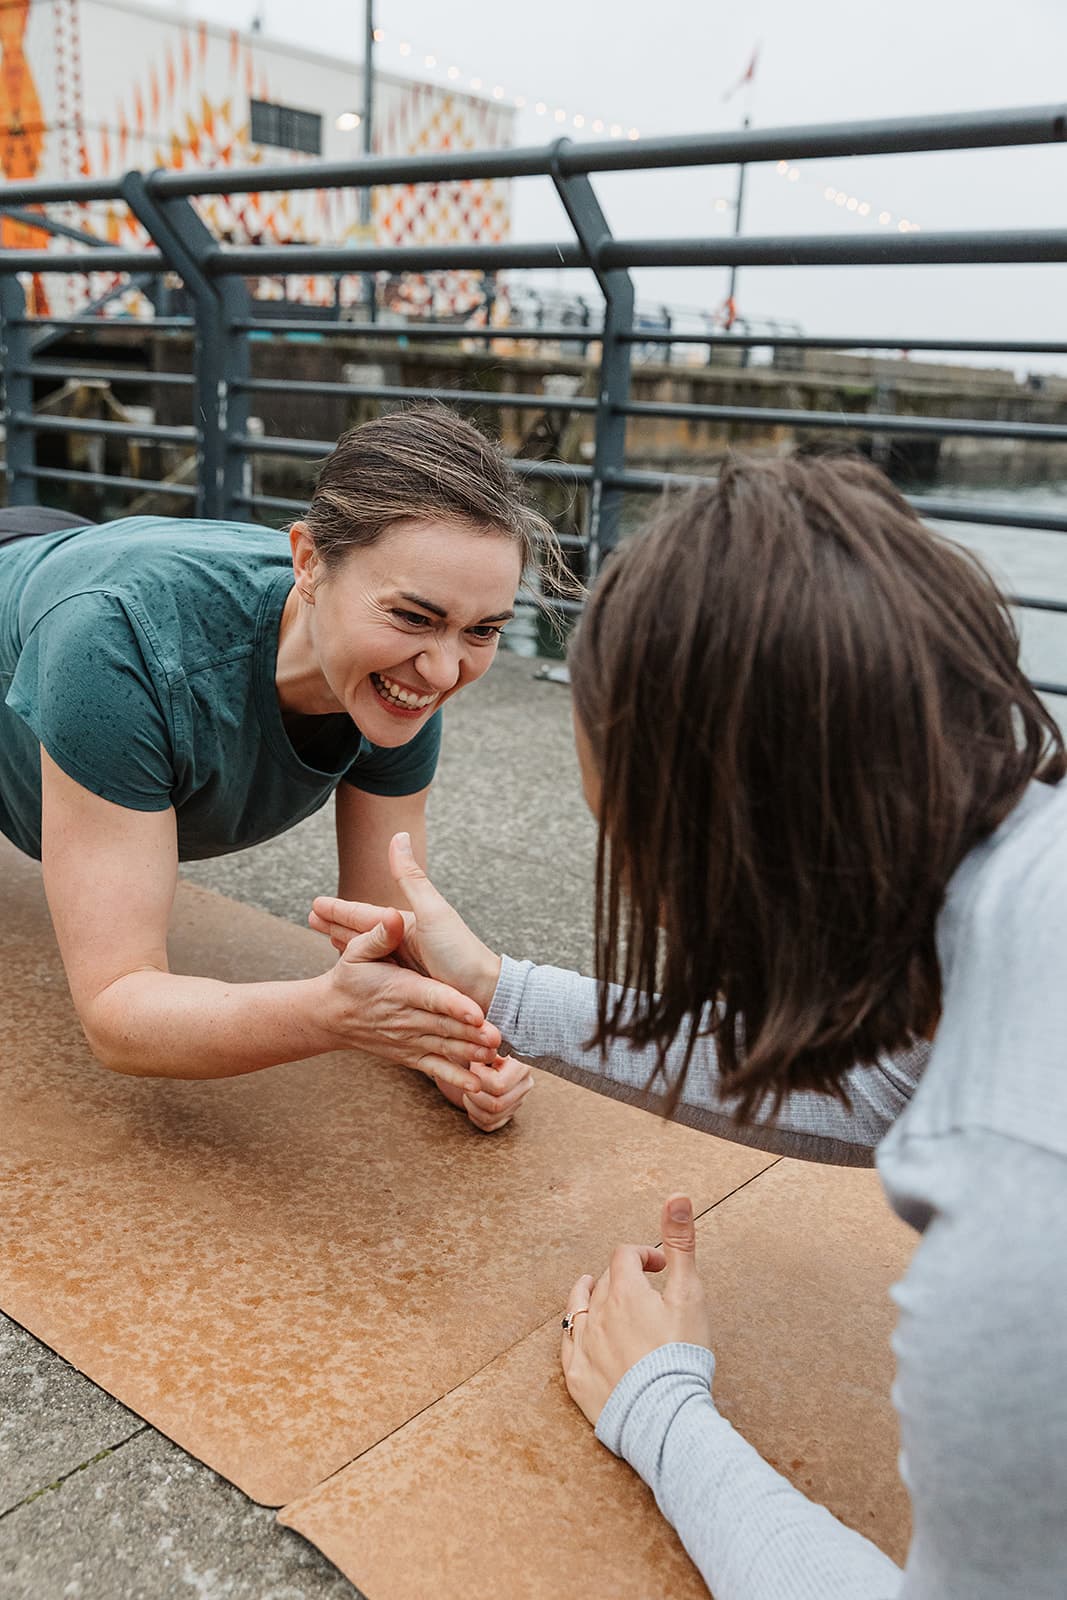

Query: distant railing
[[1, 104, 1066, 689]]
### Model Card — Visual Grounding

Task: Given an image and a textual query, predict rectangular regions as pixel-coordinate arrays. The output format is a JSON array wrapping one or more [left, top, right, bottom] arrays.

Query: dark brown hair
[[303, 404, 574, 598], [569, 451, 1065, 1118]]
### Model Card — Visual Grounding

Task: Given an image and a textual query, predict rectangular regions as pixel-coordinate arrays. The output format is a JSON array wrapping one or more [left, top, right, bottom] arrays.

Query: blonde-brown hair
[[305, 404, 573, 599]]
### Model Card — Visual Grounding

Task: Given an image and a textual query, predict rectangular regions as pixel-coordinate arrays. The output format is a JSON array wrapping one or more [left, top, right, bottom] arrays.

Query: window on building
[[250, 99, 322, 156]]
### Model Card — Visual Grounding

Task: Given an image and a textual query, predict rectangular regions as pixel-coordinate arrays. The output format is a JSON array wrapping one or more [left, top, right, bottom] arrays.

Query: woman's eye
[[467, 625, 503, 643], [393, 610, 432, 628]]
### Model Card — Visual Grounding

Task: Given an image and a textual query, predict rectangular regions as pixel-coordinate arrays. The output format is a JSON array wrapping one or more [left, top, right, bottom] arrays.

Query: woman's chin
[[354, 681, 438, 742]]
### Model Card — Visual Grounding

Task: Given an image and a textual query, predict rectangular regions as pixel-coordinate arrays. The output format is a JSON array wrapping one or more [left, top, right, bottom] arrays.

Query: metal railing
[[1, 103, 1066, 688]]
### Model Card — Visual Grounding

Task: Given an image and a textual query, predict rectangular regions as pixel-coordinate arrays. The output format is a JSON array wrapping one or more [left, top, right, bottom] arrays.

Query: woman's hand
[[319, 908, 501, 1096], [310, 832, 503, 1024], [309, 837, 525, 1130], [435, 1052, 535, 1132], [561, 1195, 713, 1426]]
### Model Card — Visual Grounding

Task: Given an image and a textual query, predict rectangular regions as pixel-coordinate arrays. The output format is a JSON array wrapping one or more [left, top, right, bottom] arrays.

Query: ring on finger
[[561, 1308, 590, 1338]]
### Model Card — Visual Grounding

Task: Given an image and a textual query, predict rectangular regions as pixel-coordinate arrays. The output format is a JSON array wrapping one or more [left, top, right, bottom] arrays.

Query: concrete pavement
[[1, 652, 593, 1600]]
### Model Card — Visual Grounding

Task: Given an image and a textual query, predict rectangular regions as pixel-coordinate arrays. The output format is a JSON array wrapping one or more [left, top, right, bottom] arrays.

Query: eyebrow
[[398, 592, 515, 624]]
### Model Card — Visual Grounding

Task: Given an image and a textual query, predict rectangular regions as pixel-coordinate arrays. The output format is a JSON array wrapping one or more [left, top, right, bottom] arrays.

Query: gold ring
[[561, 1309, 590, 1338]]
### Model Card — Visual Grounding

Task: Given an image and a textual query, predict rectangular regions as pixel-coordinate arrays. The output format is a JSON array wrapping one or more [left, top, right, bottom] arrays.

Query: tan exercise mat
[[281, 1160, 913, 1600], [0, 840, 772, 1506]]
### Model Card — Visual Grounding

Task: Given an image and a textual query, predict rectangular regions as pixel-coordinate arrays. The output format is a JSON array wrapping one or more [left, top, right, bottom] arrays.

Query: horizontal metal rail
[[0, 249, 165, 274], [15, 316, 1062, 359], [620, 399, 1067, 444], [602, 468, 1067, 534], [1007, 595, 1067, 614], [597, 230, 1067, 270], [910, 496, 1067, 535], [12, 413, 196, 445], [1, 105, 1060, 207], [6, 231, 1067, 282], [237, 377, 596, 412], [227, 432, 593, 482], [208, 228, 1067, 278], [21, 465, 196, 498], [11, 315, 194, 332], [617, 331, 1067, 355], [17, 363, 195, 387], [233, 319, 603, 342]]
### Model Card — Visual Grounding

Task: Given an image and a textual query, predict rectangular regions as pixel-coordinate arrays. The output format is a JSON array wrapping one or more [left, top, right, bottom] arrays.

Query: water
[[513, 482, 1067, 708], [921, 483, 1067, 702]]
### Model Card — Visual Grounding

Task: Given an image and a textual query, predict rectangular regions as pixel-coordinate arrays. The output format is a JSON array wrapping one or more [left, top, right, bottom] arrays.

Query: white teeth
[[373, 673, 436, 709]]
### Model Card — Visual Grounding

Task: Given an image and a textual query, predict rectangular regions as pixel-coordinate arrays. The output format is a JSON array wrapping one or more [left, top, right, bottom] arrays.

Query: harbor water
[[512, 481, 1067, 718]]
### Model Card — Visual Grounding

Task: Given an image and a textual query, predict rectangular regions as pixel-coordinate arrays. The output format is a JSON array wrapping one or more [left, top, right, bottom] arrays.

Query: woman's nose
[[416, 638, 462, 692]]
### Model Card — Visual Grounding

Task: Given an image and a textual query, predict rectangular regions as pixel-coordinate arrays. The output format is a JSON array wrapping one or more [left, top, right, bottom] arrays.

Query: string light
[[783, 170, 921, 231], [370, 25, 935, 211], [367, 27, 640, 137]]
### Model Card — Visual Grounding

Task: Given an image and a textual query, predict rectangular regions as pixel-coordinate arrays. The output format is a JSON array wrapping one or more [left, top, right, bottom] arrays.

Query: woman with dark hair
[[315, 453, 1067, 1595], [0, 406, 558, 1128]]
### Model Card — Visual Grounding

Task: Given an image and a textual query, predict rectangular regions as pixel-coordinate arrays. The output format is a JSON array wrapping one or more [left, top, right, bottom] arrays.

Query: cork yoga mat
[[281, 1161, 914, 1600], [0, 839, 772, 1508]]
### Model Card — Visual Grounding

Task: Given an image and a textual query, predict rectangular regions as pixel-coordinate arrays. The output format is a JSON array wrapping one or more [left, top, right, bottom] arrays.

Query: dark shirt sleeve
[[341, 709, 442, 797], [7, 591, 175, 810]]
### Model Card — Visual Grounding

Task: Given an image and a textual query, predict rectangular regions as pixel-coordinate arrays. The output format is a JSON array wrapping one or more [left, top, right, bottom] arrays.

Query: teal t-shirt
[[0, 517, 441, 861]]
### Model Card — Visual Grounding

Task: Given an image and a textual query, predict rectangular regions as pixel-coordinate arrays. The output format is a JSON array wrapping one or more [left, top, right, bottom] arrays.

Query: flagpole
[[721, 45, 758, 343], [726, 112, 749, 317]]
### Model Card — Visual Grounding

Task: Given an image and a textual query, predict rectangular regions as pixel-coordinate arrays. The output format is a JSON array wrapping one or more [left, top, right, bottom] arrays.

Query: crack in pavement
[[0, 1424, 152, 1522]]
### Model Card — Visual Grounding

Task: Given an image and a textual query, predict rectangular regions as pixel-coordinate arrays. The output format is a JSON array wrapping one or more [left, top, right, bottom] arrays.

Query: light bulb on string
[[373, 30, 637, 137]]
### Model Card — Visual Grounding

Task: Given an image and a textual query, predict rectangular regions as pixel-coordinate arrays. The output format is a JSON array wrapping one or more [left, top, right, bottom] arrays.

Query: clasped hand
[[310, 833, 533, 1132]]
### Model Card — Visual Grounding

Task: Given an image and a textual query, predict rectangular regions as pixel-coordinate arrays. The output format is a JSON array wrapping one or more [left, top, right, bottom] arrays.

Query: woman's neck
[[274, 584, 337, 717]]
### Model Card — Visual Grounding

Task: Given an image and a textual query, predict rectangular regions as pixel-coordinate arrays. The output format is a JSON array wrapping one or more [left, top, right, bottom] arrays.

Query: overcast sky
[[196, 0, 1066, 370]]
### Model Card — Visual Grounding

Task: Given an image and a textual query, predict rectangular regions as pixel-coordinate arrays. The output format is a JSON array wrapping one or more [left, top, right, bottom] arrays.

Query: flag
[[723, 45, 760, 102]]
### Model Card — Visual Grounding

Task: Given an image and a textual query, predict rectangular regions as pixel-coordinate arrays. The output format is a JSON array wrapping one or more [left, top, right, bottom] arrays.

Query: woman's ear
[[289, 521, 319, 603]]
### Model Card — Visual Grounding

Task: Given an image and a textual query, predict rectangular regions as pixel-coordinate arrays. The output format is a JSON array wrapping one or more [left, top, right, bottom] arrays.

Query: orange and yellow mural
[[0, 1, 514, 318], [0, 0, 49, 247]]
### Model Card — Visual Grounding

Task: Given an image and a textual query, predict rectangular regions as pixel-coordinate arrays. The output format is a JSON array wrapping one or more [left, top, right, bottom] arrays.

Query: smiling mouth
[[371, 671, 438, 714]]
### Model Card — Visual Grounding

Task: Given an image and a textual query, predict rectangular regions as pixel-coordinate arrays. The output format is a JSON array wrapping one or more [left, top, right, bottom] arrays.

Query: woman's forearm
[[488, 957, 929, 1166], [80, 967, 339, 1078], [598, 1346, 903, 1600]]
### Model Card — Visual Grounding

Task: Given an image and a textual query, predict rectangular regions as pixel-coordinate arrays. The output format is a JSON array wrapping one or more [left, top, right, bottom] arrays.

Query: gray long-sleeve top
[[487, 779, 1067, 1598]]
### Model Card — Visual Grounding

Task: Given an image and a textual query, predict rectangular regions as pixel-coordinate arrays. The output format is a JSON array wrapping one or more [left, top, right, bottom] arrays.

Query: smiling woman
[[0, 406, 562, 1126], [278, 518, 521, 743]]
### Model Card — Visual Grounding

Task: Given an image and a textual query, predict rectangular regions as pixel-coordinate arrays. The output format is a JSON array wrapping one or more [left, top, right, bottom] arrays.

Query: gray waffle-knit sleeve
[[596, 1343, 903, 1599], [487, 957, 928, 1166], [591, 1133, 1067, 1600]]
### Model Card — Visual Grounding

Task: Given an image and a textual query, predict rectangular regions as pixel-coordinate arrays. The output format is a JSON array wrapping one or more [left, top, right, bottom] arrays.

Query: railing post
[[120, 173, 251, 520], [549, 140, 634, 575], [0, 275, 37, 505]]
